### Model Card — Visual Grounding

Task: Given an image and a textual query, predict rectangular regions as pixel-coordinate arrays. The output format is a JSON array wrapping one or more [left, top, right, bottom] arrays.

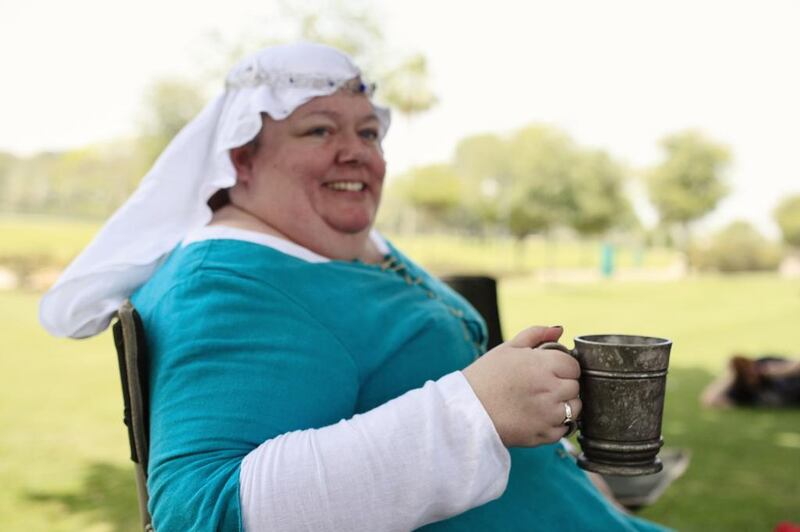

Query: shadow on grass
[[26, 461, 140, 532], [639, 366, 800, 532]]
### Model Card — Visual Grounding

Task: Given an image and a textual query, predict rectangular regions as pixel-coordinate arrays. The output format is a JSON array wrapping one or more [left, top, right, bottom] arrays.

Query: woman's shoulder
[[131, 239, 298, 314]]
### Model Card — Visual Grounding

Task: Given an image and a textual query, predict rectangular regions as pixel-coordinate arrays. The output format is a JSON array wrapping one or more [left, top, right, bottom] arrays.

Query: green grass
[[499, 273, 800, 371], [0, 290, 138, 532], [390, 233, 677, 276], [0, 215, 99, 265], [1, 219, 799, 531]]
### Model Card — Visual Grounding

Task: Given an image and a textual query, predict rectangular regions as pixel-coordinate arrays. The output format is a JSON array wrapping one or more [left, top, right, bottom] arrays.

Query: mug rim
[[575, 334, 672, 347]]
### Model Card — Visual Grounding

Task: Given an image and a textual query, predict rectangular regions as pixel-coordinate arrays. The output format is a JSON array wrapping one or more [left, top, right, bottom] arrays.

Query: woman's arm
[[240, 372, 509, 531], [240, 325, 578, 531]]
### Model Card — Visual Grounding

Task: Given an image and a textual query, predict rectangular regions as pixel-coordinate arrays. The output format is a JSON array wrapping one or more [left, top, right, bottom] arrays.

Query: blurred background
[[1, 1, 799, 530]]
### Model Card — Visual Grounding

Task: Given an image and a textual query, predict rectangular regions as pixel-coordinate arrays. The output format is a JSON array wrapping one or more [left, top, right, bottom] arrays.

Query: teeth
[[326, 181, 365, 191]]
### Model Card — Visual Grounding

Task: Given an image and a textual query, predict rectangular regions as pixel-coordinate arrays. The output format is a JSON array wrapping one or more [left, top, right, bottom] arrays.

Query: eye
[[359, 128, 379, 141], [306, 126, 332, 137]]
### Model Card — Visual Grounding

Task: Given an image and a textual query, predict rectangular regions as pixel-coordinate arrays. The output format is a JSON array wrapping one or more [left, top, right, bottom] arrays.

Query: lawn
[[0, 215, 100, 266], [1, 223, 799, 531]]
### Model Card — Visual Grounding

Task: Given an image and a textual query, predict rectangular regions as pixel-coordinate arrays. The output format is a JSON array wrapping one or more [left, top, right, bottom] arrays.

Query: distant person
[[40, 43, 669, 531], [701, 354, 800, 408]]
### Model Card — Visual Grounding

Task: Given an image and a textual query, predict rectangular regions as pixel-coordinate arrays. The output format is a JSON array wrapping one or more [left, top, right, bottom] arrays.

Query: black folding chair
[[442, 274, 504, 349], [112, 300, 154, 532]]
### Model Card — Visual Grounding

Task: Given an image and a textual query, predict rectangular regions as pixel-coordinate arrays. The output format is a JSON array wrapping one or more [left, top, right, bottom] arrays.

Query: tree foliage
[[393, 164, 463, 219], [0, 142, 150, 219], [277, 0, 437, 118], [453, 124, 631, 240], [453, 134, 509, 226], [379, 54, 438, 117], [646, 130, 731, 227], [138, 78, 207, 165], [568, 149, 632, 236], [690, 221, 782, 272], [774, 194, 800, 249]]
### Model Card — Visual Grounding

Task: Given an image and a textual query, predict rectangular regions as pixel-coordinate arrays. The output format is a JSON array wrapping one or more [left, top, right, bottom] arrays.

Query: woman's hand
[[462, 326, 582, 448]]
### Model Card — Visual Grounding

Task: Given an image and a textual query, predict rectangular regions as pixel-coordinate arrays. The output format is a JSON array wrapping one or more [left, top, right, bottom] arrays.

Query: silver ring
[[562, 401, 573, 425]]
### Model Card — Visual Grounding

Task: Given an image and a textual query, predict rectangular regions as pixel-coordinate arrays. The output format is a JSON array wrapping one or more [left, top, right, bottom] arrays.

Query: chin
[[326, 214, 375, 235]]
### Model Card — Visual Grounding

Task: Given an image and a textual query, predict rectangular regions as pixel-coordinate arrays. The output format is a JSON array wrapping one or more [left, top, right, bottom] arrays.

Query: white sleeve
[[239, 371, 511, 532]]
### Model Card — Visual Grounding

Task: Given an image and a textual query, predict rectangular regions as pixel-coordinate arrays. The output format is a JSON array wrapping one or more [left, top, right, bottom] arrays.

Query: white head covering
[[40, 42, 391, 338]]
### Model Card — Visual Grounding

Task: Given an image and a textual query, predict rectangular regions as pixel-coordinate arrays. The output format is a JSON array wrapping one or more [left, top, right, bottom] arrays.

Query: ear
[[229, 143, 257, 186]]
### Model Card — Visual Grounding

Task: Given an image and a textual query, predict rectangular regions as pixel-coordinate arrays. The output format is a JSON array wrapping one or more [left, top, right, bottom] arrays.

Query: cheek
[[369, 153, 387, 183], [277, 153, 328, 188]]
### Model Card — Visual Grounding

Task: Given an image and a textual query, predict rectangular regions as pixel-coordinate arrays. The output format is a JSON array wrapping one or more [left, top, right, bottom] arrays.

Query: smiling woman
[[216, 91, 387, 261], [39, 42, 668, 532]]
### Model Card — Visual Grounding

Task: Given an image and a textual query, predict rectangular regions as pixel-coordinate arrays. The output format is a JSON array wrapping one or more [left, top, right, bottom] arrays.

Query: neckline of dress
[[181, 225, 390, 264]]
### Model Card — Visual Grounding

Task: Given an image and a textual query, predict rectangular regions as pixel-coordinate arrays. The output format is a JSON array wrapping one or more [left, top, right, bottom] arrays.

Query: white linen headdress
[[40, 42, 391, 338]]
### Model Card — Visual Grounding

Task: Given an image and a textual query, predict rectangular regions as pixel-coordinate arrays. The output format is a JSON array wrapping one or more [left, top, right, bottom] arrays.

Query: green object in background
[[601, 242, 615, 277], [634, 246, 645, 268]]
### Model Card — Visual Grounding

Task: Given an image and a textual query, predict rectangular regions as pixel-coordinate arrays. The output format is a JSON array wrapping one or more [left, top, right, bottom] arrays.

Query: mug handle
[[537, 341, 579, 437]]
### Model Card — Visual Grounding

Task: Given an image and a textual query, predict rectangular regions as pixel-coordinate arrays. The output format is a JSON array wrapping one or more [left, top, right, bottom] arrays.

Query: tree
[[504, 125, 579, 241], [138, 78, 207, 166], [453, 133, 509, 227], [453, 124, 633, 242], [645, 130, 731, 256], [774, 194, 800, 249], [690, 221, 782, 272], [378, 54, 438, 118], [0, 151, 19, 212], [456, 126, 577, 240], [275, 0, 437, 118], [566, 149, 631, 237], [390, 164, 464, 231], [394, 164, 462, 217], [2, 152, 53, 214]]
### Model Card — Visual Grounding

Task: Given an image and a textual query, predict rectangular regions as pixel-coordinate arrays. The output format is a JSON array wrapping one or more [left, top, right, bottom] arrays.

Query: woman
[[701, 354, 800, 408], [41, 43, 667, 531]]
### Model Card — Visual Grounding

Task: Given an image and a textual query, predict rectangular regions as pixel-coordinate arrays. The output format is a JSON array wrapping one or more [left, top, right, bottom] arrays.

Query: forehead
[[289, 91, 378, 120]]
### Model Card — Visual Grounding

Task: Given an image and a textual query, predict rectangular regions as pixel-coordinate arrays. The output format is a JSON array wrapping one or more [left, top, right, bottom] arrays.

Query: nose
[[335, 131, 367, 166]]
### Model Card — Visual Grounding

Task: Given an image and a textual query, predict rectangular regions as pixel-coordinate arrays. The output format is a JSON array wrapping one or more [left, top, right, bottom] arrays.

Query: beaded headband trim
[[226, 70, 376, 96]]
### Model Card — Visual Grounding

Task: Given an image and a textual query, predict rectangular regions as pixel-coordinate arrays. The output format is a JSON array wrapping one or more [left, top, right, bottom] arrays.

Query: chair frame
[[112, 299, 154, 532]]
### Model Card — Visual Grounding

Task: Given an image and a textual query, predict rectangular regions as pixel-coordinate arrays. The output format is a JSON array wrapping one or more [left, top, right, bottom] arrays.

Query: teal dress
[[132, 238, 668, 531]]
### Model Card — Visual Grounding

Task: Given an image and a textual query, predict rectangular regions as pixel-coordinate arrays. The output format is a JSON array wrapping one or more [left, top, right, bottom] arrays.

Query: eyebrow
[[299, 110, 380, 124]]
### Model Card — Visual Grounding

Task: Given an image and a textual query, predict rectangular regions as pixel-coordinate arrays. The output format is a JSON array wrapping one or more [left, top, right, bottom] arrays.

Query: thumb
[[508, 325, 563, 348]]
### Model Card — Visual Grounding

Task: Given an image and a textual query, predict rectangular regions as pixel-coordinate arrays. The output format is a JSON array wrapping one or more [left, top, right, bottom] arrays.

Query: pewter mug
[[540, 334, 672, 476]]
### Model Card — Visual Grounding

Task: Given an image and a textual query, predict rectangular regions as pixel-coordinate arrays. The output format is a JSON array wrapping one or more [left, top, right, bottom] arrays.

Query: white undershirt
[[186, 226, 511, 531]]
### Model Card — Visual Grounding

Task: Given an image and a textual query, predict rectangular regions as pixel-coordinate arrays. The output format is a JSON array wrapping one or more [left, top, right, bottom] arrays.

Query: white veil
[[39, 42, 390, 338]]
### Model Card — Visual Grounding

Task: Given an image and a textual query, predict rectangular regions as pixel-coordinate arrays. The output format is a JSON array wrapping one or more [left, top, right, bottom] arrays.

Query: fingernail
[[551, 325, 563, 329]]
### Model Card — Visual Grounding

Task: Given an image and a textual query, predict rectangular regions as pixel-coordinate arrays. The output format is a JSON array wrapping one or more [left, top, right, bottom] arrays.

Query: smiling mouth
[[324, 181, 366, 192]]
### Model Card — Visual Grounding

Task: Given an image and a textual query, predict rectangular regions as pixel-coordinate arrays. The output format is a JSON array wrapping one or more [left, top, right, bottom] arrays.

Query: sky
[[2, 0, 799, 237]]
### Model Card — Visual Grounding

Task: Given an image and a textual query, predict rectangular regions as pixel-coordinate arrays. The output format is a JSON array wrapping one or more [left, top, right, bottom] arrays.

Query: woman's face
[[232, 90, 386, 252]]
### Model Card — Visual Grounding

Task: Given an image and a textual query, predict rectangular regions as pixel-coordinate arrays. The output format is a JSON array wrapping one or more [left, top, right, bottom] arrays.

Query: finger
[[551, 397, 582, 427], [548, 353, 581, 380], [508, 325, 563, 349], [568, 397, 583, 421], [554, 379, 580, 402]]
